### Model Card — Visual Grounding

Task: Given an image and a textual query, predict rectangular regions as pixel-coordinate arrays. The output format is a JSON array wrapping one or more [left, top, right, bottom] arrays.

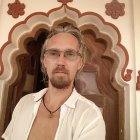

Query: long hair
[[40, 25, 85, 84]]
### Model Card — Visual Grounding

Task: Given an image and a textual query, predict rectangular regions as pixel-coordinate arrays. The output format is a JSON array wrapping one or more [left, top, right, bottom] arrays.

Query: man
[[2, 25, 105, 140]]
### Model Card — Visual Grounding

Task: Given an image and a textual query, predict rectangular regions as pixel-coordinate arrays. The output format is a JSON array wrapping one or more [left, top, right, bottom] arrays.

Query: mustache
[[52, 67, 69, 74]]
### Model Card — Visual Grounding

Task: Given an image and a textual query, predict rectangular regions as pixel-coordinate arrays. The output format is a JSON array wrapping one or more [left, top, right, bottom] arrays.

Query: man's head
[[40, 25, 85, 89]]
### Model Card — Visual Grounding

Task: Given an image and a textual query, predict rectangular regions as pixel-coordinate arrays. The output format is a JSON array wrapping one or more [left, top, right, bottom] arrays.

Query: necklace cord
[[42, 95, 61, 115]]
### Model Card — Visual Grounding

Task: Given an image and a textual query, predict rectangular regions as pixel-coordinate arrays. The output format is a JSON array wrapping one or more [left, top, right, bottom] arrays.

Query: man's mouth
[[53, 67, 69, 75], [55, 71, 67, 74]]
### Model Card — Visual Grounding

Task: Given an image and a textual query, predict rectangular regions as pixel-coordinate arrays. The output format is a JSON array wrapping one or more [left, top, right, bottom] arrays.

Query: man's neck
[[43, 84, 73, 109]]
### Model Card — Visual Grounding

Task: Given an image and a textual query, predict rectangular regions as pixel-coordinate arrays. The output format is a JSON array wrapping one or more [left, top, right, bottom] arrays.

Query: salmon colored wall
[[133, 0, 140, 139], [0, 0, 139, 139]]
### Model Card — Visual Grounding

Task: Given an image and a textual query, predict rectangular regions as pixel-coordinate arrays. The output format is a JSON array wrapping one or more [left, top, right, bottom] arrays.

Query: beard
[[50, 66, 71, 89]]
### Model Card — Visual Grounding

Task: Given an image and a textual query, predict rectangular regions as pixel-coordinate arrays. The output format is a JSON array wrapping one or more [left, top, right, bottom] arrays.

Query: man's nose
[[57, 53, 66, 65]]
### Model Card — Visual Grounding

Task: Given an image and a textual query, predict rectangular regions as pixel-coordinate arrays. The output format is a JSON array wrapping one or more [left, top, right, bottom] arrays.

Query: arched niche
[[0, 5, 129, 140]]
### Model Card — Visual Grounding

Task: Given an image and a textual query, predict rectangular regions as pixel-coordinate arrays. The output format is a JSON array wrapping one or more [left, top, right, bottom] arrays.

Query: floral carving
[[7, 0, 25, 18], [136, 70, 140, 90], [105, 0, 125, 19], [57, 0, 73, 5], [124, 69, 133, 81]]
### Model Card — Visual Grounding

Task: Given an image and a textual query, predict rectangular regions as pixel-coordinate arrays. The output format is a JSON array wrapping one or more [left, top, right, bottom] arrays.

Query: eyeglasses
[[44, 49, 82, 61]]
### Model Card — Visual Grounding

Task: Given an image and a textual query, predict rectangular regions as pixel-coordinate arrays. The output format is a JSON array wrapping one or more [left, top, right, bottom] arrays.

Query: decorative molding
[[124, 69, 133, 81], [105, 0, 125, 19], [136, 70, 140, 90], [7, 0, 25, 18], [0, 4, 129, 138], [1, 3, 129, 81]]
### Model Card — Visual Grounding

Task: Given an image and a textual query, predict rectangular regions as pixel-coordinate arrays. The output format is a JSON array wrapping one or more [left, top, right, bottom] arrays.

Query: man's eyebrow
[[65, 49, 79, 52], [45, 48, 59, 51]]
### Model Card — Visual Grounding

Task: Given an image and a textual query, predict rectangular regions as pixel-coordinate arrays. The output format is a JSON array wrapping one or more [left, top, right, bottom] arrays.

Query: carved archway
[[0, 4, 129, 140]]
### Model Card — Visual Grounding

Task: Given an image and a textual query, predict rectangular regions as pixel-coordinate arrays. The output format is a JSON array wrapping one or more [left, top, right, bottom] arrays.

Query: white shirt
[[2, 88, 105, 140]]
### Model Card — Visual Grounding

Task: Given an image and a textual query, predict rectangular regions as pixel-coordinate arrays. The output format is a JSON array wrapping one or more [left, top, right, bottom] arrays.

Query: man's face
[[43, 32, 83, 89]]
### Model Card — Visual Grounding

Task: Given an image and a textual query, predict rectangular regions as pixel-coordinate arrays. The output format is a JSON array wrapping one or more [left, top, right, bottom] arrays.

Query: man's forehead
[[49, 32, 78, 41], [46, 32, 80, 48]]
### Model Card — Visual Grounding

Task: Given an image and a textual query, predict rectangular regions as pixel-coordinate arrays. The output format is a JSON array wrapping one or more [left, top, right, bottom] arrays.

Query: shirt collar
[[63, 88, 80, 108], [33, 88, 47, 102], [33, 88, 80, 108]]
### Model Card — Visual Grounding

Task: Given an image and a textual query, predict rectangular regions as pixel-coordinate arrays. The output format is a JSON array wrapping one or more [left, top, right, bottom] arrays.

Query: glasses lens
[[45, 50, 59, 59], [65, 50, 80, 60]]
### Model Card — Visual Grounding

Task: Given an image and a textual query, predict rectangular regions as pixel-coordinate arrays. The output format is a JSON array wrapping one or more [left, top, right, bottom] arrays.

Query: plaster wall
[[0, 0, 138, 139], [133, 0, 140, 139]]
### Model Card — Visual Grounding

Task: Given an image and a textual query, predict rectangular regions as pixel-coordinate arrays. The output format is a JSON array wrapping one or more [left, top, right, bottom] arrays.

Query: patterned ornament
[[7, 0, 25, 18], [136, 71, 140, 90], [105, 0, 125, 19]]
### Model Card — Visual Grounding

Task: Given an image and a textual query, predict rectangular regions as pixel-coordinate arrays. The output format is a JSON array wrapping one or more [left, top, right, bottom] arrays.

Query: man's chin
[[50, 78, 71, 89], [52, 83, 70, 89]]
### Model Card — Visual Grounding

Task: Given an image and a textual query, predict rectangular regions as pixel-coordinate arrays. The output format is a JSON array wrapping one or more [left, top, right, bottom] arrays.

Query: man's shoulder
[[77, 93, 96, 107], [17, 88, 47, 105], [76, 93, 102, 116]]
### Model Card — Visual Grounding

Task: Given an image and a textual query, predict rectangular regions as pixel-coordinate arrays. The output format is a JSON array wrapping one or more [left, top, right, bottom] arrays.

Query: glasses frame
[[44, 49, 82, 61]]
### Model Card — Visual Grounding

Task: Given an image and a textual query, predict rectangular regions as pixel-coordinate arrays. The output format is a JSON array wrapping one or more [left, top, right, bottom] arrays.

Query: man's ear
[[78, 58, 84, 72], [43, 58, 47, 69], [41, 57, 47, 74]]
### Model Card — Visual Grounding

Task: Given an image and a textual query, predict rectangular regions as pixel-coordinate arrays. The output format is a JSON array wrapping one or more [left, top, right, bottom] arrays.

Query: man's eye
[[66, 51, 75, 56], [49, 51, 59, 56]]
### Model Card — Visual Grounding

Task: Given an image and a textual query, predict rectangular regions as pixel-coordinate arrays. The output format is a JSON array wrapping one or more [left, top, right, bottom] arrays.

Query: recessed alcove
[[0, 6, 128, 140]]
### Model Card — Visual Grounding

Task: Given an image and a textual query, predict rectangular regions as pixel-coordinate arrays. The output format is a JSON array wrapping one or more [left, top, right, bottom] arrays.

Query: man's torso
[[27, 102, 60, 140]]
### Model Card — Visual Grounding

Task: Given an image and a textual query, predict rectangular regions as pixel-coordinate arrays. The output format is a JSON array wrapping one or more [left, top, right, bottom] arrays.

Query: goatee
[[50, 66, 71, 89]]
